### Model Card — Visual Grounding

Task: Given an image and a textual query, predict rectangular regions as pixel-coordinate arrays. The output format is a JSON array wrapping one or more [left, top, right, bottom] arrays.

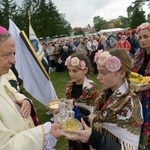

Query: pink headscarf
[[0, 26, 8, 34]]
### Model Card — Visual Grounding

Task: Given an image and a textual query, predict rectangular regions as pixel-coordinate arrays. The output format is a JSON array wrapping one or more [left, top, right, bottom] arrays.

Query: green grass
[[21, 70, 100, 150]]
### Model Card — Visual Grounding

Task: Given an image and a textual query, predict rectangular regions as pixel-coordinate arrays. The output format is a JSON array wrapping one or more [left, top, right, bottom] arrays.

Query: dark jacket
[[87, 129, 121, 150]]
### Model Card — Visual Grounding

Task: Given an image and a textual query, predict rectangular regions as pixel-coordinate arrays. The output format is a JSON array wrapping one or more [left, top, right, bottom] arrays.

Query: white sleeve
[[43, 122, 57, 150]]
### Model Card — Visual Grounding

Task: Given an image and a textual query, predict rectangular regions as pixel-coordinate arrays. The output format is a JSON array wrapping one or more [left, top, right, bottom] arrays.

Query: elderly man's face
[[0, 36, 16, 75]]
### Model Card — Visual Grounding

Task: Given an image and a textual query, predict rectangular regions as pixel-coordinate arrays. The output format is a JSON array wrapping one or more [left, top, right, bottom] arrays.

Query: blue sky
[[16, 0, 149, 28]]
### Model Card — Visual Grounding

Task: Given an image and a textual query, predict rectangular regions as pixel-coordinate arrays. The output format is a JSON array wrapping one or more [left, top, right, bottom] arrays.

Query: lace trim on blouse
[[43, 122, 57, 150]]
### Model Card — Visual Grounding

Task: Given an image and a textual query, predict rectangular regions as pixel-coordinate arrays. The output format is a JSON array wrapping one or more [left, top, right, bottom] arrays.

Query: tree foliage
[[119, 17, 130, 28], [0, 0, 71, 38], [0, 0, 149, 38], [74, 27, 85, 35], [93, 16, 107, 32], [29, 0, 71, 37], [0, 0, 17, 28], [148, 13, 150, 22], [114, 20, 121, 28], [86, 24, 91, 30], [130, 7, 146, 28], [127, 0, 149, 28]]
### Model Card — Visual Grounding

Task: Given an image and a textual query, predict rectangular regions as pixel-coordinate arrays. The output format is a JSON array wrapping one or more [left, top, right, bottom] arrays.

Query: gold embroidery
[[3, 85, 34, 129]]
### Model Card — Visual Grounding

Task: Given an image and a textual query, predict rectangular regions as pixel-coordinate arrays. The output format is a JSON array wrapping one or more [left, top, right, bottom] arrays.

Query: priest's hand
[[50, 124, 63, 138], [15, 99, 31, 118]]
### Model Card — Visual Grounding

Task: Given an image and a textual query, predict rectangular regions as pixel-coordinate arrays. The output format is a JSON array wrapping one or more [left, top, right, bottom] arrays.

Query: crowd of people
[[0, 21, 149, 150], [41, 27, 140, 75]]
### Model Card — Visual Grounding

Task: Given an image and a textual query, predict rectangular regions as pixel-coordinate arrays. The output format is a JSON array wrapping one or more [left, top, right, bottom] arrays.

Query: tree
[[29, 0, 50, 37], [74, 28, 85, 35], [0, 0, 17, 28], [0, 0, 72, 38], [93, 16, 107, 32], [31, 0, 71, 38], [44, 0, 71, 37], [114, 20, 121, 28], [127, 0, 148, 28], [57, 13, 71, 36], [21, 0, 39, 13], [130, 7, 146, 29], [0, 9, 3, 24], [86, 24, 91, 30], [119, 17, 130, 28], [148, 13, 150, 22]]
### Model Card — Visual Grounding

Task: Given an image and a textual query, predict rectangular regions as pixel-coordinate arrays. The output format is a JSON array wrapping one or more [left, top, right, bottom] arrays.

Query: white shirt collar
[[116, 80, 128, 95]]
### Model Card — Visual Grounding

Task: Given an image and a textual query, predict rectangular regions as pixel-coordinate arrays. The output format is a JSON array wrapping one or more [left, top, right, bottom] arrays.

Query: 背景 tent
[[98, 28, 125, 34]]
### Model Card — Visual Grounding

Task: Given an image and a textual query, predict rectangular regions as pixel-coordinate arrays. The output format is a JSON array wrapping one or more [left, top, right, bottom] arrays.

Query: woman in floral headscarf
[[133, 22, 150, 149], [67, 48, 143, 150]]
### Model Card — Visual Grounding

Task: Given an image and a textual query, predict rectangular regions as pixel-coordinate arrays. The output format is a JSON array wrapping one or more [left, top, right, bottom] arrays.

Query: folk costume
[[66, 76, 99, 150], [66, 77, 98, 105], [133, 48, 150, 149], [91, 80, 143, 150]]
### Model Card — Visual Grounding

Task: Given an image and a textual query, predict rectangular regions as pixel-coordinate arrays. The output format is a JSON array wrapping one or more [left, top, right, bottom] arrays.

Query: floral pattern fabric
[[93, 81, 143, 148], [66, 77, 99, 106], [133, 48, 150, 76], [133, 48, 150, 149], [66, 77, 99, 150], [94, 89, 143, 136]]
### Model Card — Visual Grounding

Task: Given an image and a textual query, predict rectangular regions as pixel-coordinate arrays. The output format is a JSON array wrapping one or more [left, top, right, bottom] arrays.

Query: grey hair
[[0, 32, 11, 45]]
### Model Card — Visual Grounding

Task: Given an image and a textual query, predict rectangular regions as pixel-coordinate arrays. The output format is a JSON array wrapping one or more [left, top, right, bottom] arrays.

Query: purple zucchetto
[[0, 26, 8, 34]]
